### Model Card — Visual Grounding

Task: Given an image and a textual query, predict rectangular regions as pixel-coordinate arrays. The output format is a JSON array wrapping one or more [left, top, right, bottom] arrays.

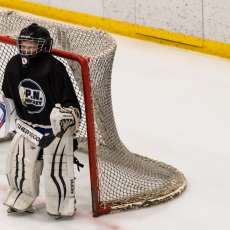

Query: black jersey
[[2, 53, 81, 126]]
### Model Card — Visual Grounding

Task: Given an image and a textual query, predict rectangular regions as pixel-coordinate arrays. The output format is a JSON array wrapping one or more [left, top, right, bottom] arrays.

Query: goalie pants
[[4, 129, 76, 217]]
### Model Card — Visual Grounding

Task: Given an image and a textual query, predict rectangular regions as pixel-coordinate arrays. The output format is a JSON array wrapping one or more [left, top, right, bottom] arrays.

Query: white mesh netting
[[0, 10, 186, 215]]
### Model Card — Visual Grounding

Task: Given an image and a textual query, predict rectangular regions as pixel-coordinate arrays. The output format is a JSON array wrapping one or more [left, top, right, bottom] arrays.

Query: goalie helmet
[[17, 23, 53, 59]]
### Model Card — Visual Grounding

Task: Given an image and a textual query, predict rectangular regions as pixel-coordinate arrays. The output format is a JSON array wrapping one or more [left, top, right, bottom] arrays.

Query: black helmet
[[17, 23, 53, 57]]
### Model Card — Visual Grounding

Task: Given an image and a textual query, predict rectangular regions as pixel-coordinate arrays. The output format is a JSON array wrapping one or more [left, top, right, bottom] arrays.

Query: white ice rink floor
[[1, 34, 230, 230]]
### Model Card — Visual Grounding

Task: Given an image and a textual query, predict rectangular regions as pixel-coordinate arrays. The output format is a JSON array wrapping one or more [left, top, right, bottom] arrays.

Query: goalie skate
[[7, 206, 35, 215]]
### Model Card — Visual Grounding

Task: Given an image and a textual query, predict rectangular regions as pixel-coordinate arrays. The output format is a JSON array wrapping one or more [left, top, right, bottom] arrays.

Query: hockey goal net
[[0, 10, 186, 216]]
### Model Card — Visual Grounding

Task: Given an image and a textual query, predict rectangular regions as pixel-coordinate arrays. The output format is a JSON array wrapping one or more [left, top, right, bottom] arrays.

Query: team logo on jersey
[[18, 79, 46, 114], [0, 102, 6, 128]]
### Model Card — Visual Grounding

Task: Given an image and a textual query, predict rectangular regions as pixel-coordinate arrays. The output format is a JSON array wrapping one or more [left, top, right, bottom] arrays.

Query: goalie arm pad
[[50, 104, 80, 137]]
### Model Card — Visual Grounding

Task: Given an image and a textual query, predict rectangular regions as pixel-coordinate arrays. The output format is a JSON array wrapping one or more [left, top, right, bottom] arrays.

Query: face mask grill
[[17, 37, 46, 56]]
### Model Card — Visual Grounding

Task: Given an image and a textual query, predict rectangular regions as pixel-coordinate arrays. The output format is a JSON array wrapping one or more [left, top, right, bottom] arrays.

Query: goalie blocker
[[4, 104, 82, 217]]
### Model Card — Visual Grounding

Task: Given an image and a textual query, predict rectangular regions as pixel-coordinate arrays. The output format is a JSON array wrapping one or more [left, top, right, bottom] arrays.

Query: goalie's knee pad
[[4, 133, 42, 211], [43, 128, 76, 217]]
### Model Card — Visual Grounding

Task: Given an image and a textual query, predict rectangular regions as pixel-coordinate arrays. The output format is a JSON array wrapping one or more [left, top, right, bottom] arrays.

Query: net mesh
[[0, 10, 186, 214]]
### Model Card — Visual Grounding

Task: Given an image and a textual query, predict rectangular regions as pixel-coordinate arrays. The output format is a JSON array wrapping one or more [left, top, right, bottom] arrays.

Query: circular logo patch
[[18, 79, 46, 114]]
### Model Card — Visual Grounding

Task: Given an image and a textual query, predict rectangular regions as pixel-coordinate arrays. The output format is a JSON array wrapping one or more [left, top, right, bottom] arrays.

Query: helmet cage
[[17, 36, 52, 57]]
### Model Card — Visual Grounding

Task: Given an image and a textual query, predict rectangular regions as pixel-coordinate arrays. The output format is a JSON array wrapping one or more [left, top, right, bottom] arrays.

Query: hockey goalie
[[1, 23, 82, 218]]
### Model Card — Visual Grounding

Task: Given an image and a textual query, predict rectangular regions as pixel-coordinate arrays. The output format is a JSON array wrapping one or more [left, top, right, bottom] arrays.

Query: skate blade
[[47, 211, 75, 220], [7, 207, 34, 215]]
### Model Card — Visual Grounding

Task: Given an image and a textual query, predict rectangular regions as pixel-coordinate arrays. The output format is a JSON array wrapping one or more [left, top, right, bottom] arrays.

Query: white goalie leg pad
[[4, 133, 42, 211], [43, 128, 76, 217]]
